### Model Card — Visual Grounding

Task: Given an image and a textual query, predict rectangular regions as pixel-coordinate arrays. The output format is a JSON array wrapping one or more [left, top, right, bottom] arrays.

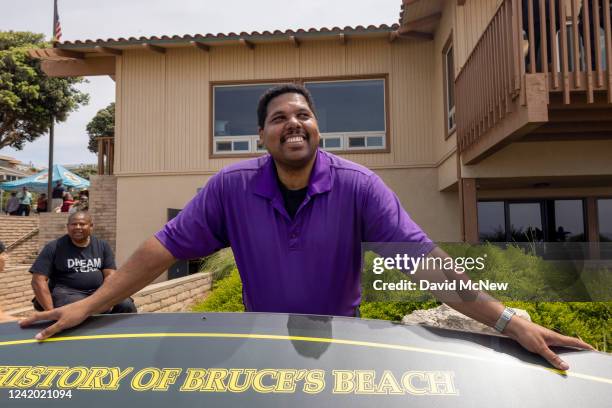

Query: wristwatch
[[494, 307, 516, 333]]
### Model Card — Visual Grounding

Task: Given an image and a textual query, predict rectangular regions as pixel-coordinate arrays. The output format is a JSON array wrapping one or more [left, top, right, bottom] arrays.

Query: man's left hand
[[504, 315, 595, 371]]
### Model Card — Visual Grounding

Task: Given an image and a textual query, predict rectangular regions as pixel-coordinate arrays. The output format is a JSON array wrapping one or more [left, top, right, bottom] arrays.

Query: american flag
[[53, 0, 62, 42]]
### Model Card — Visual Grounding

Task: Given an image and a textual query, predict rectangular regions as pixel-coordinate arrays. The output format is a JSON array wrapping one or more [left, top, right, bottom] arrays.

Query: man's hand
[[504, 315, 595, 371], [19, 301, 91, 340]]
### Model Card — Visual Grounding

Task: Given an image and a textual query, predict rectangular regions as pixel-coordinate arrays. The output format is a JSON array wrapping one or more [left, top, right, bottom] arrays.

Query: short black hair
[[67, 211, 92, 225], [257, 84, 316, 129], [0, 241, 5, 254]]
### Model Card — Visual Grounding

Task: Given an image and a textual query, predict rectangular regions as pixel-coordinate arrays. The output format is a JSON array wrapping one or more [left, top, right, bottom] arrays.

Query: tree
[[86, 102, 114, 153], [0, 31, 89, 150], [69, 164, 98, 180]]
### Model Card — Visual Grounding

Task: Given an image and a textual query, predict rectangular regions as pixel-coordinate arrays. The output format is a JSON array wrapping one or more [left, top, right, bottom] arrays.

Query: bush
[[191, 268, 244, 312], [192, 248, 611, 351]]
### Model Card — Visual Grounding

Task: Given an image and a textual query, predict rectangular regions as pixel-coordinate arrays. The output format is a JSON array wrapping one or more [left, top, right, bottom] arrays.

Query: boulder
[[401, 304, 531, 336]]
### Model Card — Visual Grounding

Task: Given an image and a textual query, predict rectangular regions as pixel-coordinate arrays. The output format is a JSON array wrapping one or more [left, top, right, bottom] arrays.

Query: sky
[[0, 0, 401, 168]]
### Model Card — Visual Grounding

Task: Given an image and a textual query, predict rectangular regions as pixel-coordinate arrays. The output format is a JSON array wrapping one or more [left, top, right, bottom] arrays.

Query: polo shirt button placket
[[288, 224, 300, 250]]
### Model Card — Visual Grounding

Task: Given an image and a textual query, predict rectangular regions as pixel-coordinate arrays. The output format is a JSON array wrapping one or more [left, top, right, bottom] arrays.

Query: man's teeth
[[285, 136, 305, 143]]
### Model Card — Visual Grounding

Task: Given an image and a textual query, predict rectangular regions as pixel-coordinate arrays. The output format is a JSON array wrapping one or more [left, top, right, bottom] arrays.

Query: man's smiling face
[[259, 92, 320, 169], [67, 214, 93, 244]]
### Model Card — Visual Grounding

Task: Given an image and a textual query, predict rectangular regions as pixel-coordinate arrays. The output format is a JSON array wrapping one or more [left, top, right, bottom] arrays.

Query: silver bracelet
[[494, 307, 516, 333]]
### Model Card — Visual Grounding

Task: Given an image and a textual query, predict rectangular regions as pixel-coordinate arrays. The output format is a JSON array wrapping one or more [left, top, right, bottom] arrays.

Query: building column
[[459, 178, 479, 243], [586, 197, 600, 259]]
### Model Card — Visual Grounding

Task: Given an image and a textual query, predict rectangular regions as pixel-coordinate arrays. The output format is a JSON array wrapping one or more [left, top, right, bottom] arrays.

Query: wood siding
[[115, 37, 441, 174], [455, 0, 502, 71], [432, 0, 458, 161]]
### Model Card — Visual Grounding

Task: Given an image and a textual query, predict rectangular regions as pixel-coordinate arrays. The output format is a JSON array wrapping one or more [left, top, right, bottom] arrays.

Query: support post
[[46, 118, 54, 211], [460, 178, 479, 243]]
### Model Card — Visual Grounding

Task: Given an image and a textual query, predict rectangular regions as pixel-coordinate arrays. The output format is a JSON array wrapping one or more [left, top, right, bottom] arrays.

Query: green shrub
[[192, 248, 611, 351], [191, 268, 245, 312]]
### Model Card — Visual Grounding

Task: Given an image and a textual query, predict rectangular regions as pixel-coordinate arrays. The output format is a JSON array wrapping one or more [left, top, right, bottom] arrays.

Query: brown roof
[[399, 0, 444, 32], [0, 155, 21, 165], [56, 24, 399, 50]]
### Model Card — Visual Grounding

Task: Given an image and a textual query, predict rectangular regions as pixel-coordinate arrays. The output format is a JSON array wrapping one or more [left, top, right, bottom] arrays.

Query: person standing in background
[[5, 192, 20, 215], [52, 181, 66, 211], [37, 193, 48, 213], [17, 187, 32, 216], [61, 193, 75, 213]]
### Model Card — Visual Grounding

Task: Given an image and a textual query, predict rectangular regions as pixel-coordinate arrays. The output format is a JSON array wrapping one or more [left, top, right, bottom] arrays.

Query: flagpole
[[47, 120, 54, 211], [47, 0, 59, 212]]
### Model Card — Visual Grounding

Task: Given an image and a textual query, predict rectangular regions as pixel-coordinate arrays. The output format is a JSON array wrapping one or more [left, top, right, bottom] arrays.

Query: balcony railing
[[97, 136, 114, 175], [456, 0, 612, 154]]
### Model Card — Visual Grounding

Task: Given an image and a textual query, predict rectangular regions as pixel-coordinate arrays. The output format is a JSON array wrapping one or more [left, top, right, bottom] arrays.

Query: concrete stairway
[[0, 215, 40, 264]]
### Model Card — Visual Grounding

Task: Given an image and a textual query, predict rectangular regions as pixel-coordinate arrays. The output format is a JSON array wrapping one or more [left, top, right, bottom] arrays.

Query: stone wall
[[133, 272, 212, 312], [89, 175, 117, 253], [0, 215, 39, 263], [38, 213, 69, 250]]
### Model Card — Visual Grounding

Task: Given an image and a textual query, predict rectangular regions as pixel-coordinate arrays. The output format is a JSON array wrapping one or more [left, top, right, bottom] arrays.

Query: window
[[478, 199, 586, 243], [598, 199, 612, 259], [478, 201, 506, 242], [598, 199, 612, 242], [443, 37, 455, 136], [509, 202, 544, 242], [212, 77, 387, 155], [551, 200, 585, 242], [304, 79, 386, 151], [212, 83, 279, 154]]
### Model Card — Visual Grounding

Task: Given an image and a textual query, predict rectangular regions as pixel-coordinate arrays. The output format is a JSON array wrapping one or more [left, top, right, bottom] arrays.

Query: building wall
[[89, 175, 117, 252], [431, 0, 460, 190], [38, 213, 69, 250], [115, 37, 444, 174], [462, 140, 612, 179], [454, 0, 502, 72], [115, 168, 461, 264]]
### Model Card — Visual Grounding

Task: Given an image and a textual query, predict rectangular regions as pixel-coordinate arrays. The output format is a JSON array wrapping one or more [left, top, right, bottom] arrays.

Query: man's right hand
[[19, 301, 91, 340]]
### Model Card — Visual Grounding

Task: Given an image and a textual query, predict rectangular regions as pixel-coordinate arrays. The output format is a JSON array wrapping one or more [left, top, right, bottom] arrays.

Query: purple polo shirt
[[155, 149, 433, 316]]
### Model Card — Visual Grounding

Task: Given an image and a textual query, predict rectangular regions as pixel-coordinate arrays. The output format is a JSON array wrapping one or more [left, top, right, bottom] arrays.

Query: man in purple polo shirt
[[22, 84, 592, 370]]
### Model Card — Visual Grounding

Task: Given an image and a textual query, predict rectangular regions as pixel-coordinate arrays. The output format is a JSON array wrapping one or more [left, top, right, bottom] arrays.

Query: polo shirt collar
[[253, 149, 332, 200]]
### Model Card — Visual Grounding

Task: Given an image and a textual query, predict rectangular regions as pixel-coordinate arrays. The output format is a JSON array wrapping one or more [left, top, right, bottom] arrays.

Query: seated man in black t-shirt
[[30, 211, 136, 313]]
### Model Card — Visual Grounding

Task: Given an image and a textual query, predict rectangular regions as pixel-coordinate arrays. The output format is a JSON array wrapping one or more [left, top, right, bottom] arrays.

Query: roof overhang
[[0, 166, 29, 178], [399, 0, 447, 37], [30, 25, 402, 78], [28, 48, 116, 78]]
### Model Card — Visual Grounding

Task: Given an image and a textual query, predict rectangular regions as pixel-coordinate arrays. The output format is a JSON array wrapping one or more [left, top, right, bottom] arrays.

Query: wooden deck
[[456, 0, 612, 164]]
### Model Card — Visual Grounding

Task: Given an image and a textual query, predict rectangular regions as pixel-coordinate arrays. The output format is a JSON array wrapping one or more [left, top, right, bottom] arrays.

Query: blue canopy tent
[[0, 164, 90, 193]]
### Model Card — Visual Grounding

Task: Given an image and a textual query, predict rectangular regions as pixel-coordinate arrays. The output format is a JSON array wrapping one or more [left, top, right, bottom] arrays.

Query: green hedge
[[192, 269, 244, 313], [192, 249, 611, 351]]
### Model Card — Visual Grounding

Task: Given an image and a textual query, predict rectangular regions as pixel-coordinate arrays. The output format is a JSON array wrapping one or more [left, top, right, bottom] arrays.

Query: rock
[[401, 304, 531, 336]]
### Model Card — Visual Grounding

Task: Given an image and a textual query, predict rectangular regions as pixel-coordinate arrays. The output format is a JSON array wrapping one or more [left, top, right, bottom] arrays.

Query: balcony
[[456, 0, 612, 164], [96, 136, 114, 175]]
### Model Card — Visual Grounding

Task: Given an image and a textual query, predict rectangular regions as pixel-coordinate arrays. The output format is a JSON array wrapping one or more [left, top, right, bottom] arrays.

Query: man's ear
[[258, 128, 265, 149]]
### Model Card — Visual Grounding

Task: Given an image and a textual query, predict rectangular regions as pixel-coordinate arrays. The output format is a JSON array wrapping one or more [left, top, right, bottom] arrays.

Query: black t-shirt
[[52, 185, 65, 199], [278, 182, 308, 219], [30, 235, 116, 292]]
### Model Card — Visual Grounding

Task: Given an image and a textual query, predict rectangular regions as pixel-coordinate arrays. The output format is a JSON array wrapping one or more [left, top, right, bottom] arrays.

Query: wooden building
[[33, 0, 612, 267]]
